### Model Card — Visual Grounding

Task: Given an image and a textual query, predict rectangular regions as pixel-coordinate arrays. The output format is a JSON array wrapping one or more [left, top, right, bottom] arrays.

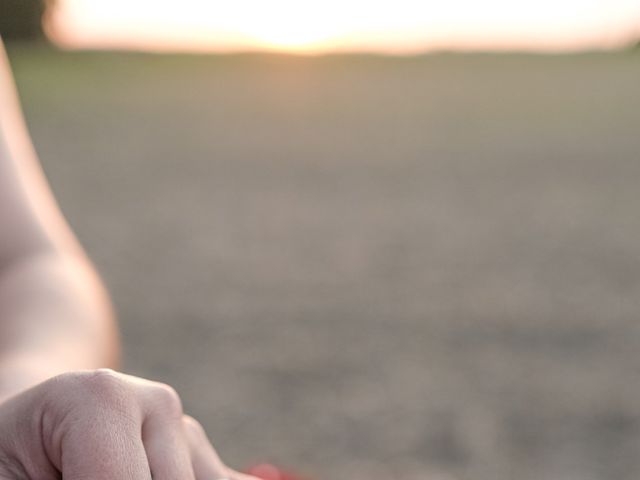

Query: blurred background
[[3, 1, 640, 479]]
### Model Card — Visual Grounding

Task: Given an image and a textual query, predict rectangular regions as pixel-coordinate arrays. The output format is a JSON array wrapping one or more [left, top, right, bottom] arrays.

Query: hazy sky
[[50, 0, 640, 53]]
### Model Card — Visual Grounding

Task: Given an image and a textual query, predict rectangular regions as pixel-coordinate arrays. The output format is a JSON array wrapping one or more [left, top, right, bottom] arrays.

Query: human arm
[[0, 40, 118, 403], [0, 41, 257, 480]]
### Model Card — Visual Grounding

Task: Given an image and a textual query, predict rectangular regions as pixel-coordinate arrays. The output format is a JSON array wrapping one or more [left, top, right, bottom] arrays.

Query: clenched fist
[[0, 369, 258, 480]]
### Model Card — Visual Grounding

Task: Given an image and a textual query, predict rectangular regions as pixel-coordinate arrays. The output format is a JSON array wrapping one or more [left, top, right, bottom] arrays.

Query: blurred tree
[[0, 0, 51, 40]]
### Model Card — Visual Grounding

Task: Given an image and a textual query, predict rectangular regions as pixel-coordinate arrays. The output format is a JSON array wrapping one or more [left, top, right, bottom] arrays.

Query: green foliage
[[0, 0, 50, 41]]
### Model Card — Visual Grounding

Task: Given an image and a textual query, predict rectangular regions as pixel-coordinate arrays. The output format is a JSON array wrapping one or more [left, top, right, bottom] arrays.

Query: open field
[[7, 44, 640, 479]]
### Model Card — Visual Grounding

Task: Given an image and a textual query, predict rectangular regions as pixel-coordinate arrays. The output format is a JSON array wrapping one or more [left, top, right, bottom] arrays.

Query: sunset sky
[[49, 0, 640, 54]]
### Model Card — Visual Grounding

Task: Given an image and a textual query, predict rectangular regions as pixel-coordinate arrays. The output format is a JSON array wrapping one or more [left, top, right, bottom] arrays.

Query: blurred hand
[[0, 369, 258, 480]]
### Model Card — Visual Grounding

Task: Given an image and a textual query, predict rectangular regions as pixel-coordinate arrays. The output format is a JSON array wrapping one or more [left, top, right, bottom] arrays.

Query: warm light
[[49, 0, 351, 53], [228, 3, 345, 52], [49, 0, 640, 54]]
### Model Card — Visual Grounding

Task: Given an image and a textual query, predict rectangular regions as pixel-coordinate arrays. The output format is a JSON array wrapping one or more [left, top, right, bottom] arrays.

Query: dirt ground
[[8, 45, 640, 479]]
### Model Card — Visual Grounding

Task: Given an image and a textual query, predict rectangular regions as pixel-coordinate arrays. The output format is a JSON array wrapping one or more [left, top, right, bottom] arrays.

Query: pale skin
[[0, 40, 259, 480]]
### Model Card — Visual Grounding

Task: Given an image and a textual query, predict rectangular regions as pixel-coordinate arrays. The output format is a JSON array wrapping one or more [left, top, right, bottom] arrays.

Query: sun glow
[[49, 0, 640, 53], [49, 0, 352, 52], [227, 3, 346, 51]]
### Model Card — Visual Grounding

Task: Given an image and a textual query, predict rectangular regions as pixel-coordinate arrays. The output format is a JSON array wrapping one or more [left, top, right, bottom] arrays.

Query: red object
[[247, 464, 305, 480]]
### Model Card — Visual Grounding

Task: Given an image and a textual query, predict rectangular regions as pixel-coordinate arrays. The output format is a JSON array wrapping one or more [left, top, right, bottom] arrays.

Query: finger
[[143, 417, 195, 480], [183, 415, 241, 480], [140, 385, 195, 480], [59, 400, 151, 480], [228, 467, 266, 480]]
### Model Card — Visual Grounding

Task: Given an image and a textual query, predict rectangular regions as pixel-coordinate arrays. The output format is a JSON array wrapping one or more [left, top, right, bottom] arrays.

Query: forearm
[[0, 250, 119, 401]]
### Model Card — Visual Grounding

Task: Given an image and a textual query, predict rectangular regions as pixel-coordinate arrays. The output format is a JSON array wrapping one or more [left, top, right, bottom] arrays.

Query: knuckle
[[47, 369, 127, 400], [41, 369, 140, 432], [182, 415, 216, 452], [82, 369, 127, 397], [149, 382, 183, 416], [182, 414, 205, 438]]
